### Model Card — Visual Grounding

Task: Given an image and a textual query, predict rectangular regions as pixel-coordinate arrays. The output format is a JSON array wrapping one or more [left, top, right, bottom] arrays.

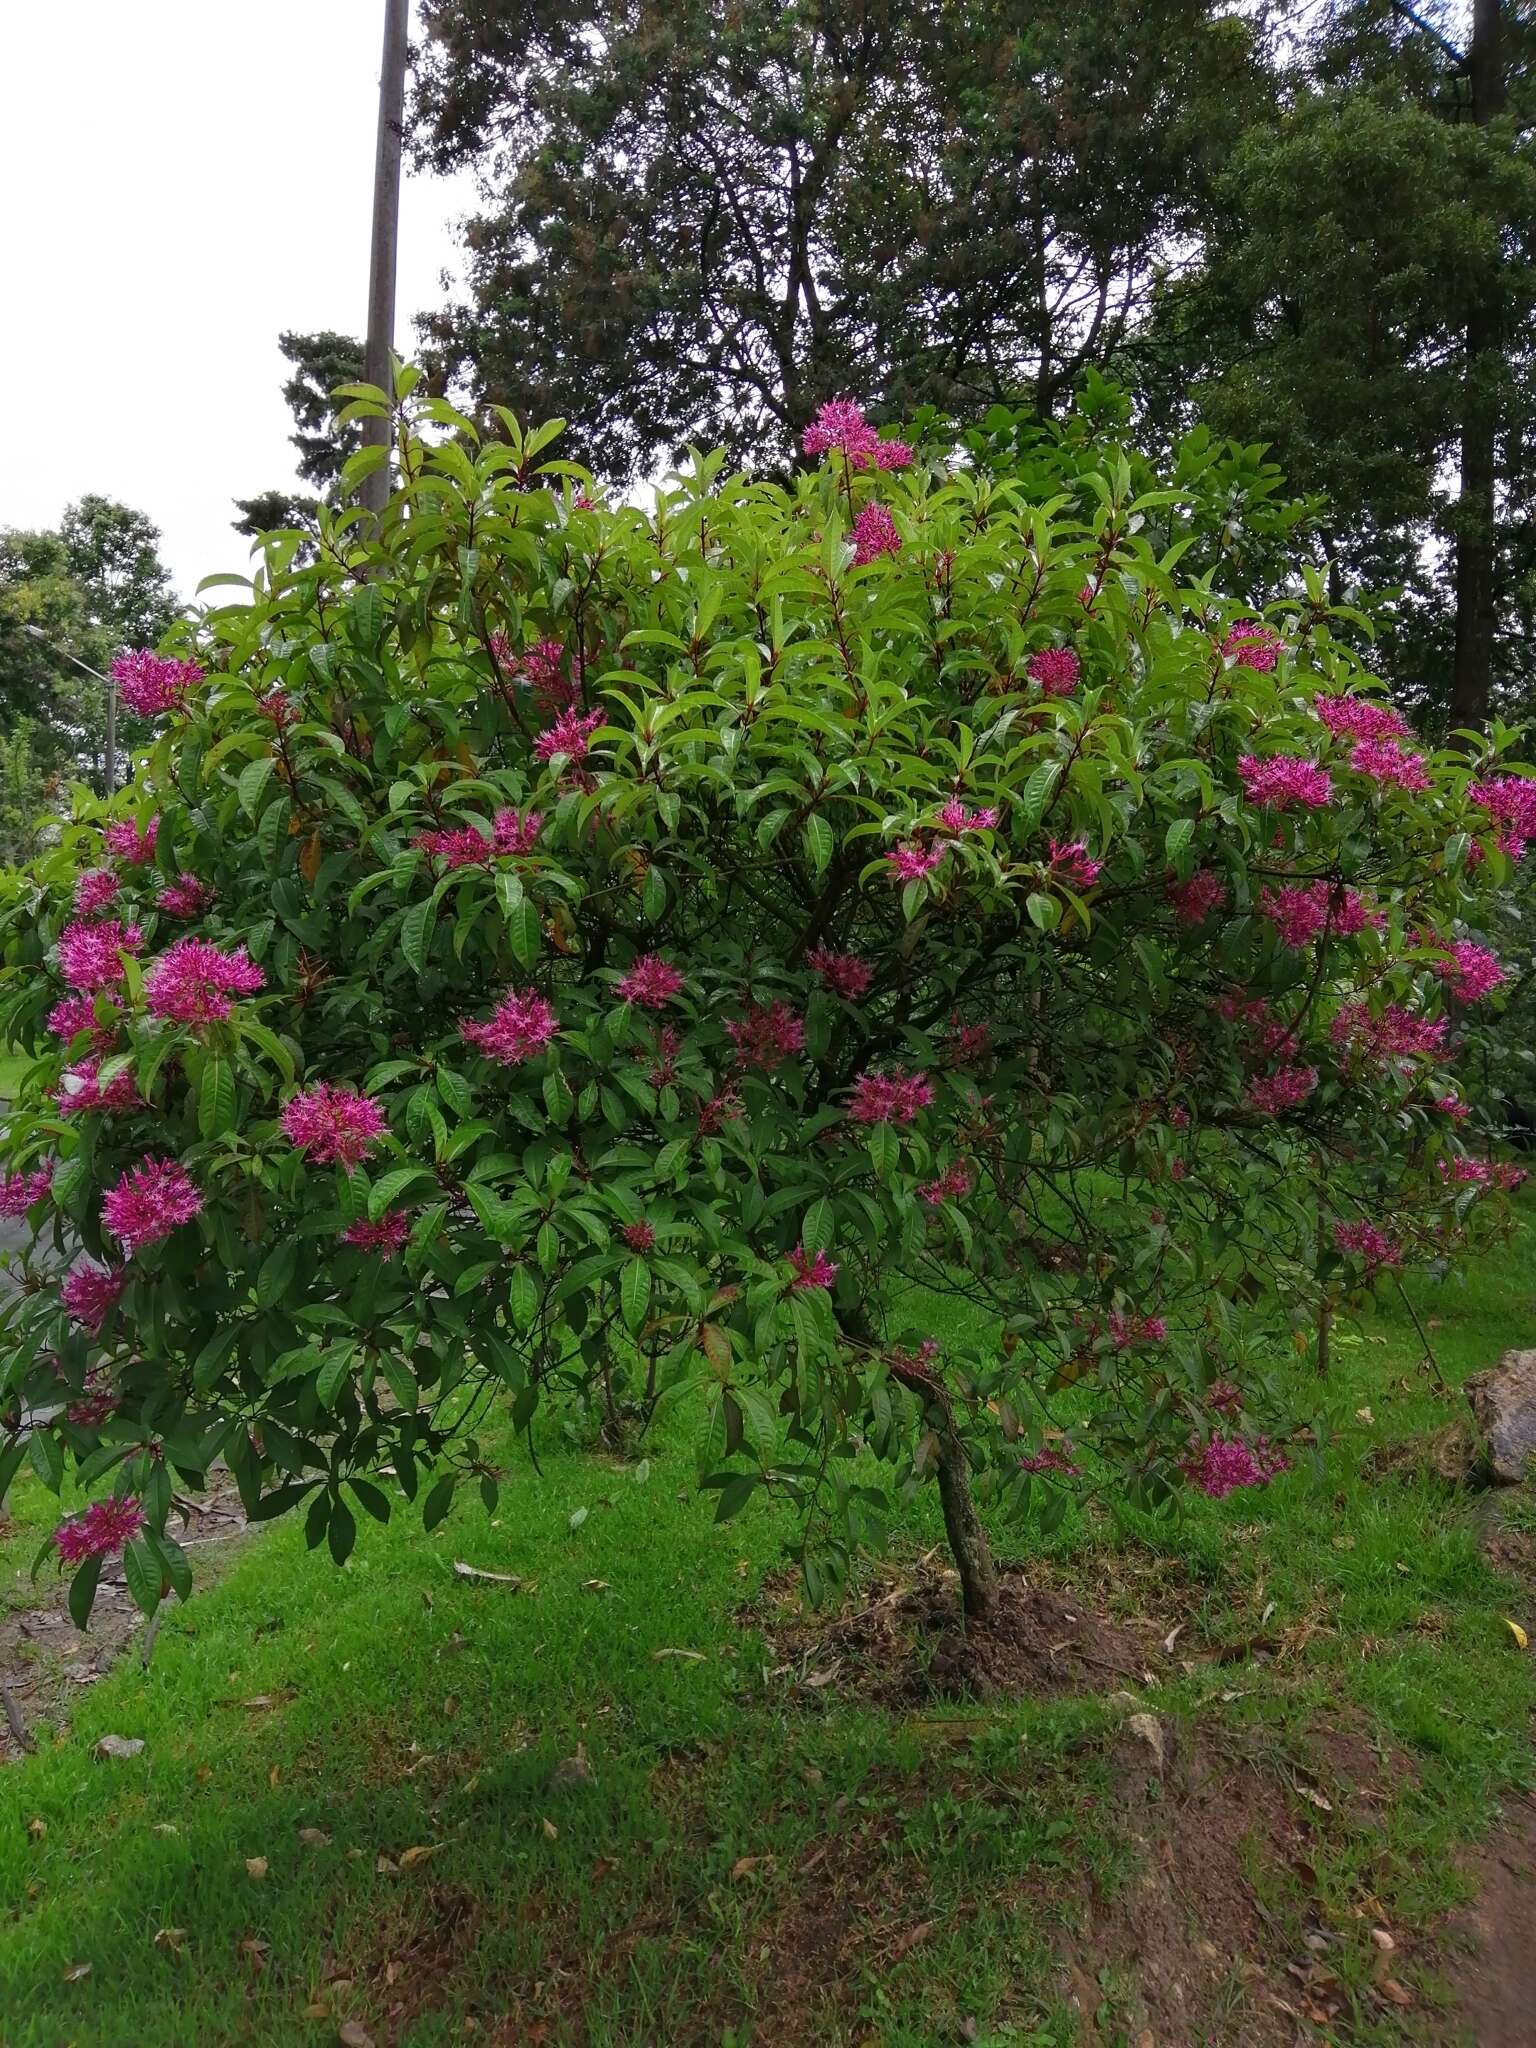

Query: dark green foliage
[[232, 331, 364, 538]]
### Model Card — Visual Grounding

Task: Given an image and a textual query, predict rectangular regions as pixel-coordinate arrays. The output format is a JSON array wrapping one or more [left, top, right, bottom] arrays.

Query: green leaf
[[867, 1125, 898, 1181], [237, 754, 278, 816], [803, 813, 833, 876], [422, 1475, 456, 1531], [256, 1238, 299, 1309], [122, 1537, 162, 1618], [642, 865, 667, 922], [801, 1196, 835, 1254], [198, 1056, 236, 1140], [621, 1256, 652, 1333], [510, 1264, 540, 1330], [315, 1350, 352, 1410], [1026, 891, 1060, 931], [67, 1554, 103, 1630], [1165, 815, 1195, 860], [506, 897, 541, 969], [401, 896, 437, 976]]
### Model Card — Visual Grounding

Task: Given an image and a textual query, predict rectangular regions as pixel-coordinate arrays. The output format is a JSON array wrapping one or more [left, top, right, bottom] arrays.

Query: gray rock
[[92, 1734, 145, 1760], [1125, 1711, 1172, 1775], [1467, 1350, 1536, 1485]]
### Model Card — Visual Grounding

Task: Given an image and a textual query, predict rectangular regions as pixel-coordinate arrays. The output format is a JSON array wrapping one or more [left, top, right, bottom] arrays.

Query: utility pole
[[361, 0, 409, 518]]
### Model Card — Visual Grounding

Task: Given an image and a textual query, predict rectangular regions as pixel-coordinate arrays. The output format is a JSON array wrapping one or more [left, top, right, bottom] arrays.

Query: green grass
[[2, 1222, 1535, 2046]]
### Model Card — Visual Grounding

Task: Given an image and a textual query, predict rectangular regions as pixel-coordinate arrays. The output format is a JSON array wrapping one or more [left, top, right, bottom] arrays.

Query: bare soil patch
[[1441, 1792, 1536, 2048]]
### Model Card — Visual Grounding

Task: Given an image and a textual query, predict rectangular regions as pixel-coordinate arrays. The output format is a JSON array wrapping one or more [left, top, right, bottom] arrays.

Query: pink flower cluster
[[885, 841, 945, 883], [157, 874, 215, 919], [1258, 880, 1370, 949], [1047, 837, 1103, 888], [66, 1372, 120, 1430], [57, 917, 141, 991], [1435, 1093, 1470, 1120], [1180, 1435, 1287, 1499], [102, 1155, 203, 1252], [109, 650, 202, 717], [1350, 737, 1430, 791], [74, 869, 119, 915], [532, 705, 603, 769], [257, 687, 297, 729], [61, 1262, 127, 1332], [1108, 1310, 1167, 1350], [460, 989, 559, 1066], [1216, 992, 1299, 1059], [414, 809, 544, 867], [801, 400, 912, 470], [1221, 619, 1283, 672], [1246, 1064, 1317, 1115], [48, 991, 119, 1047], [1238, 754, 1333, 812], [1026, 647, 1080, 696], [1333, 1218, 1401, 1271], [849, 1068, 933, 1125], [919, 1161, 973, 1206], [1018, 1445, 1080, 1477], [617, 955, 684, 1009], [1329, 1002, 1446, 1064], [54, 1495, 145, 1565], [852, 502, 902, 565], [1434, 939, 1505, 1003], [0, 1162, 53, 1217], [103, 816, 158, 863], [1207, 1380, 1242, 1416], [280, 1085, 388, 1168], [1168, 869, 1227, 926], [1312, 693, 1408, 744], [725, 1001, 805, 1072], [1440, 1157, 1526, 1191], [340, 1211, 410, 1255], [622, 1219, 656, 1253], [145, 937, 264, 1027], [491, 636, 578, 710], [937, 798, 998, 834], [787, 1245, 838, 1289], [1468, 775, 1536, 860], [56, 1056, 140, 1117], [807, 947, 873, 1000]]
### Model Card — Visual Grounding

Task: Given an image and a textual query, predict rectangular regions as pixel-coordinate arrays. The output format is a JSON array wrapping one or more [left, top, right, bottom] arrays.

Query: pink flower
[[1179, 1435, 1287, 1499], [493, 636, 578, 710], [802, 400, 912, 471], [1238, 755, 1333, 811], [1207, 1380, 1242, 1416], [1434, 1093, 1470, 1120], [1312, 693, 1409, 744], [280, 1085, 388, 1169], [103, 817, 158, 863], [725, 1001, 805, 1073], [1026, 647, 1080, 696], [53, 1495, 145, 1565], [1435, 939, 1505, 1003], [1220, 619, 1283, 671], [1108, 1310, 1167, 1350], [0, 1162, 53, 1217], [1168, 870, 1227, 926], [1350, 737, 1430, 791], [884, 841, 945, 882], [144, 937, 264, 1027], [851, 502, 902, 566], [257, 687, 296, 728], [1017, 1445, 1080, 1477], [56, 917, 141, 991], [937, 799, 998, 834], [617, 955, 684, 1010], [1330, 1002, 1446, 1063], [1047, 837, 1103, 888], [1258, 881, 1368, 948], [622, 1219, 656, 1253], [56, 1056, 140, 1116], [919, 1161, 973, 1205], [697, 1089, 743, 1134], [47, 991, 119, 1047], [787, 1245, 838, 1289], [415, 809, 543, 867], [532, 706, 603, 768], [109, 650, 202, 717], [1246, 1064, 1317, 1115], [74, 869, 120, 915], [340, 1212, 410, 1255], [102, 1155, 203, 1252], [806, 948, 873, 1000], [67, 1373, 120, 1429], [1333, 1218, 1401, 1271], [492, 808, 544, 855], [1468, 774, 1536, 860], [945, 1017, 991, 1067], [848, 1068, 933, 1125], [459, 988, 560, 1066], [60, 1263, 127, 1333], [156, 874, 215, 919]]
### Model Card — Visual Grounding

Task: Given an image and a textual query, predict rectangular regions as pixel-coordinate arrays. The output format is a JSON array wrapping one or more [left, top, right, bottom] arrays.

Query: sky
[[1, 1, 473, 599]]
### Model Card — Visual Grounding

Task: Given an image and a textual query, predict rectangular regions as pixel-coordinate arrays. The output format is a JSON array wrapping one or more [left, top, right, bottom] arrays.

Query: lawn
[[1, 1220, 1534, 2046]]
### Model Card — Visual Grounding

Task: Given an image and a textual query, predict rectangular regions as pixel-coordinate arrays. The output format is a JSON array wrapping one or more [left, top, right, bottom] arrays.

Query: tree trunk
[[934, 1428, 998, 1625], [1449, 0, 1506, 731]]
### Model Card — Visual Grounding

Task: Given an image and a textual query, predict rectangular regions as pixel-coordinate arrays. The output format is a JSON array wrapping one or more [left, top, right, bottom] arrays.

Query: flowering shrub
[[0, 383, 1529, 1625]]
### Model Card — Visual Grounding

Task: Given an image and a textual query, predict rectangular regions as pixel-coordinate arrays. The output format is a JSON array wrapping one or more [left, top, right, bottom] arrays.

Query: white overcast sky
[[1, 1, 473, 599]]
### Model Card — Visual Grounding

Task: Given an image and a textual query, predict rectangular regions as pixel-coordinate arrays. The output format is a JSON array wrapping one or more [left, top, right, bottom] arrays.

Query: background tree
[[409, 0, 1273, 480], [232, 330, 364, 537]]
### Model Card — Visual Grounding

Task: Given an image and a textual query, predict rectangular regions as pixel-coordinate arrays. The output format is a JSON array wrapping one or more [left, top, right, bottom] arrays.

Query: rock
[[1467, 1351, 1536, 1484], [547, 1751, 596, 1793], [1125, 1712, 1172, 1775], [91, 1734, 144, 1761]]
